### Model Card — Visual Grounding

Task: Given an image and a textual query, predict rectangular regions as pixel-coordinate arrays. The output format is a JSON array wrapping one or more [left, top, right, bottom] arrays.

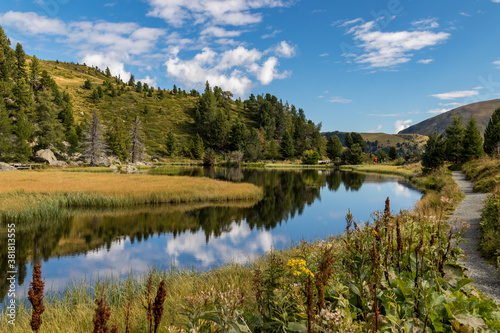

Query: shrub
[[301, 149, 320, 165]]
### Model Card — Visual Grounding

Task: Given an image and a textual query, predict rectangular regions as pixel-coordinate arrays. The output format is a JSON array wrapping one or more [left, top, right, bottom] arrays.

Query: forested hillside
[[0, 26, 324, 164]]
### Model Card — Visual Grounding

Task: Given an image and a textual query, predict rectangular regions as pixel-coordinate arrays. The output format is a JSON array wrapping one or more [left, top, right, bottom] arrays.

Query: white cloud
[[493, 0, 500, 3], [329, 97, 352, 104], [341, 19, 450, 68], [82, 53, 131, 81], [431, 90, 479, 100], [417, 59, 433, 64], [146, 0, 291, 27], [137, 75, 158, 88], [427, 108, 451, 114], [494, 60, 500, 68], [0, 11, 67, 35], [165, 47, 289, 97], [394, 119, 413, 133], [201, 26, 244, 38], [473, 86, 485, 90], [460, 12, 471, 17], [339, 18, 363, 27], [261, 29, 281, 39], [439, 102, 462, 107], [273, 41, 296, 58], [412, 18, 439, 29], [319, 53, 329, 57], [368, 125, 383, 133]]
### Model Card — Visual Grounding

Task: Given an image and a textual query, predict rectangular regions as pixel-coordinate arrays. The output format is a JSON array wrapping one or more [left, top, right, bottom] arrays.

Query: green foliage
[[344, 132, 353, 148], [165, 131, 177, 157], [280, 130, 295, 158], [0, 102, 12, 160], [107, 117, 130, 162], [444, 115, 464, 164], [203, 148, 217, 165], [301, 149, 320, 165], [388, 146, 398, 160], [479, 193, 500, 268], [34, 90, 65, 149], [461, 116, 484, 162], [483, 108, 500, 156], [326, 135, 343, 160], [421, 131, 447, 173], [192, 133, 204, 160], [351, 132, 367, 152], [83, 79, 92, 90], [343, 143, 364, 165]]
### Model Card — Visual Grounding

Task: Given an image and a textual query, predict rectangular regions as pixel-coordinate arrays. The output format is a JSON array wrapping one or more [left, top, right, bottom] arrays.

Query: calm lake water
[[0, 167, 421, 302]]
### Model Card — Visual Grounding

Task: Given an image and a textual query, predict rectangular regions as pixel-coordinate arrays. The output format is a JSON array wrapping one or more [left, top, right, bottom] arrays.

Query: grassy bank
[[0, 170, 263, 223], [3, 166, 497, 332], [462, 156, 500, 269]]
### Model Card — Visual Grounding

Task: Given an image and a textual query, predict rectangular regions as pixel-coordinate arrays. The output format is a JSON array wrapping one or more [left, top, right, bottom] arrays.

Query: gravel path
[[450, 171, 500, 304]]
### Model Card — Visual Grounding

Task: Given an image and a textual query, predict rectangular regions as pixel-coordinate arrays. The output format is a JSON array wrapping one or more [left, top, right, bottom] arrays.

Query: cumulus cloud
[[0, 11, 67, 35], [341, 19, 450, 68], [394, 119, 413, 133], [431, 90, 479, 100], [146, 0, 292, 27], [273, 41, 296, 58], [201, 26, 244, 38], [82, 53, 131, 81], [165, 47, 290, 97]]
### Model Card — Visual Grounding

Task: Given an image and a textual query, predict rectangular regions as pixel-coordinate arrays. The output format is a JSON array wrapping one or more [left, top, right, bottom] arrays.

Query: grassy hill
[[323, 131, 428, 156], [39, 59, 242, 156], [399, 99, 500, 136]]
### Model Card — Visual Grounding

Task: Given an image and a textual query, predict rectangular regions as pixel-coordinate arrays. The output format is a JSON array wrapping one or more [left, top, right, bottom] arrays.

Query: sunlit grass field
[[0, 170, 262, 223]]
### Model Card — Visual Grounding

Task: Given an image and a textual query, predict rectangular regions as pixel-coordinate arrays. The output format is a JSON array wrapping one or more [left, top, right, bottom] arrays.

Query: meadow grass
[[0, 170, 262, 223], [462, 156, 500, 193]]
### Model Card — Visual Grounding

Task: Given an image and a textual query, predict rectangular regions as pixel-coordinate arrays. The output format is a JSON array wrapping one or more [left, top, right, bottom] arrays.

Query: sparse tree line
[[421, 110, 500, 173]]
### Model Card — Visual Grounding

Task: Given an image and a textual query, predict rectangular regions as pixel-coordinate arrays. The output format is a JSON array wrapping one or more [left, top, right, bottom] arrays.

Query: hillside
[[399, 99, 500, 136], [0, 25, 325, 163], [323, 131, 428, 156]]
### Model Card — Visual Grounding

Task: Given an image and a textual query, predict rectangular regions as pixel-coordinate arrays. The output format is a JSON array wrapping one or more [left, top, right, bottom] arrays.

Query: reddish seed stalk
[[93, 286, 112, 333], [28, 262, 45, 333], [153, 280, 167, 333]]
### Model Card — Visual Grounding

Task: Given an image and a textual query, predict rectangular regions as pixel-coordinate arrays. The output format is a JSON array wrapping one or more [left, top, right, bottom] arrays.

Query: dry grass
[[0, 170, 262, 223], [462, 156, 500, 193]]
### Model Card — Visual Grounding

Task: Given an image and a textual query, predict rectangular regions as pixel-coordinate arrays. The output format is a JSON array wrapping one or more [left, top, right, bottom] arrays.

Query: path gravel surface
[[450, 171, 500, 304]]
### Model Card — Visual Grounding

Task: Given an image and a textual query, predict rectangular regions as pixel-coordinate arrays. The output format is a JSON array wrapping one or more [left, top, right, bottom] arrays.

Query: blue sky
[[1, 0, 499, 133]]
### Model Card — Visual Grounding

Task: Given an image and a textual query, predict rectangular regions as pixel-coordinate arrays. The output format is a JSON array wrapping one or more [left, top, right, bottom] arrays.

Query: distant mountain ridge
[[399, 99, 500, 136]]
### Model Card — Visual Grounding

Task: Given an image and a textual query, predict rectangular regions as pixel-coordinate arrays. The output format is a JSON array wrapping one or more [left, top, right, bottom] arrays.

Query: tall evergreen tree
[[421, 130, 447, 173], [29, 55, 41, 92], [461, 116, 484, 162], [444, 115, 464, 164], [15, 42, 27, 79], [280, 130, 295, 158], [13, 108, 33, 161], [0, 101, 12, 160], [107, 117, 130, 162], [344, 133, 354, 148], [326, 135, 343, 160], [351, 132, 367, 152], [82, 110, 106, 166], [130, 116, 145, 163], [165, 131, 177, 157], [229, 120, 247, 151], [192, 133, 204, 159], [34, 90, 64, 149], [483, 108, 500, 155]]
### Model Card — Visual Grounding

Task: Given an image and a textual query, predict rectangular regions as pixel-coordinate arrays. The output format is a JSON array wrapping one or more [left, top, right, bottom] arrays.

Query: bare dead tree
[[83, 110, 107, 166], [130, 115, 145, 163]]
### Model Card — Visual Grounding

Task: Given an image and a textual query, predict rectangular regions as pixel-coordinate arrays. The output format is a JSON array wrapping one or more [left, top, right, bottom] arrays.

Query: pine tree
[[192, 133, 204, 159], [351, 132, 367, 152], [325, 135, 342, 160], [107, 117, 130, 162], [15, 42, 27, 79], [280, 130, 294, 158], [344, 133, 354, 148], [444, 115, 464, 164], [29, 55, 41, 92], [83, 110, 107, 166], [14, 108, 33, 161], [0, 101, 12, 160], [34, 90, 64, 149], [105, 67, 111, 77], [128, 74, 135, 87], [165, 131, 177, 157], [130, 116, 145, 163], [229, 120, 246, 151], [483, 108, 500, 156], [388, 146, 398, 160], [421, 130, 447, 173], [461, 116, 484, 162]]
